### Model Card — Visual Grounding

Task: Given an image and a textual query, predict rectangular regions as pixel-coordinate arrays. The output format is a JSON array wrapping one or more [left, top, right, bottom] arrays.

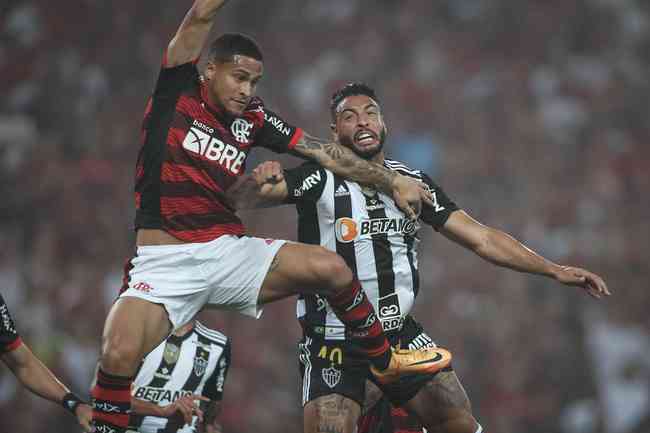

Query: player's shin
[[326, 279, 391, 371], [91, 368, 133, 433]]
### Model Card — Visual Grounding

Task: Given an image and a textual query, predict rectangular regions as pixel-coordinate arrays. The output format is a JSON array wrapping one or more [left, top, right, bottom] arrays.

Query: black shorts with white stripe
[[297, 316, 453, 407]]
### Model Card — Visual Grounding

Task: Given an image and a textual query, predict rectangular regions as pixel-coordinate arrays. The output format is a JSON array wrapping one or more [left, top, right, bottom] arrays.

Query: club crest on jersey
[[194, 356, 208, 376], [231, 118, 253, 144], [163, 343, 180, 364], [360, 185, 376, 197], [322, 366, 341, 389]]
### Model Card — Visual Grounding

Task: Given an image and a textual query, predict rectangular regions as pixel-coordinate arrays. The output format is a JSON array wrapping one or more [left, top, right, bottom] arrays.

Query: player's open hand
[[162, 394, 209, 425], [553, 266, 611, 299], [391, 174, 432, 220], [75, 403, 93, 432]]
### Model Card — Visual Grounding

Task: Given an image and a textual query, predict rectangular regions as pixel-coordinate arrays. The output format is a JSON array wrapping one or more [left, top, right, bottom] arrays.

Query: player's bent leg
[[304, 394, 361, 433], [259, 242, 394, 370], [403, 370, 480, 433], [258, 242, 354, 302], [100, 297, 172, 374], [92, 297, 172, 433], [259, 243, 452, 381]]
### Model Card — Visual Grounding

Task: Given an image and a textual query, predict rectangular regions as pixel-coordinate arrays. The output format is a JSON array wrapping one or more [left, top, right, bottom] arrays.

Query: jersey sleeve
[[283, 162, 328, 204], [419, 173, 459, 231], [202, 339, 231, 401], [0, 295, 22, 353], [153, 51, 200, 101], [254, 107, 304, 153]]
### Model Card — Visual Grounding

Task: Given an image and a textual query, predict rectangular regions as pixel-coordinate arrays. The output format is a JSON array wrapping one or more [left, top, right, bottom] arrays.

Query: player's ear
[[205, 61, 217, 81], [330, 123, 337, 141]]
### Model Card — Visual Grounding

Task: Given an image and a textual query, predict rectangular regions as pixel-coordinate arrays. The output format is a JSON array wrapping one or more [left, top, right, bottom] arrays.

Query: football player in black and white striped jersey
[[127, 319, 230, 433], [228, 82, 610, 433]]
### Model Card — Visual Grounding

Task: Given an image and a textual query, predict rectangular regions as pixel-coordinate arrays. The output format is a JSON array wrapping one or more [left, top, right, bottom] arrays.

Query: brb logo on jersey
[[183, 121, 247, 174], [335, 217, 418, 243]]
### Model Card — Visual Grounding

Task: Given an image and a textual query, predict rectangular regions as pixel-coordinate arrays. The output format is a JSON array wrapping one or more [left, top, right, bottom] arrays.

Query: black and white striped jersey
[[129, 321, 230, 433], [284, 158, 459, 340]]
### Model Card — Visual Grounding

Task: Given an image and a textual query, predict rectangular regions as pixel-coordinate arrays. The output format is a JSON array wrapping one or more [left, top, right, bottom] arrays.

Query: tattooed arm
[[293, 132, 431, 219]]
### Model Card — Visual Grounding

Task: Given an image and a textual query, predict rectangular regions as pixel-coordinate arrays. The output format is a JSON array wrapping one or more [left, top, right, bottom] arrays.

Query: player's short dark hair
[[330, 82, 380, 121], [208, 33, 263, 63]]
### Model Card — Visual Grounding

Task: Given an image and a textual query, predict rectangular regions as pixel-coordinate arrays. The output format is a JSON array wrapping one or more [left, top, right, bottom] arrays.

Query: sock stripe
[[325, 279, 391, 369], [97, 370, 133, 386], [93, 412, 130, 427], [92, 368, 133, 432], [92, 386, 132, 402]]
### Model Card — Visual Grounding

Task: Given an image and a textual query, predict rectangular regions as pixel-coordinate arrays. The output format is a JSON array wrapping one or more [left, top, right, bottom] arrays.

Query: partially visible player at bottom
[[231, 82, 611, 433], [0, 293, 93, 432], [127, 318, 229, 433]]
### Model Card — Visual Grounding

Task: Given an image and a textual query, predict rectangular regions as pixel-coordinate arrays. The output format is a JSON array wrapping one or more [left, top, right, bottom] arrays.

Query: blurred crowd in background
[[1, 0, 648, 432]]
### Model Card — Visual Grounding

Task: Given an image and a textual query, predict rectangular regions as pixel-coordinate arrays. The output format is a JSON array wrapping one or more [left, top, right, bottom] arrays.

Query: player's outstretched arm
[[1, 343, 92, 431], [226, 161, 289, 210], [440, 210, 611, 299], [166, 0, 230, 67], [132, 394, 208, 426], [293, 132, 431, 219]]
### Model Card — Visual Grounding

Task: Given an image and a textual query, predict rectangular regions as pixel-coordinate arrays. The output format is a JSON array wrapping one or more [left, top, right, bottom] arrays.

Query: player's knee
[[311, 249, 353, 293]]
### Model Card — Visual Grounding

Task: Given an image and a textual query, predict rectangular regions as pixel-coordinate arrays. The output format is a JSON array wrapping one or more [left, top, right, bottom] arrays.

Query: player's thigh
[[403, 369, 472, 425], [259, 242, 353, 304], [304, 394, 361, 433], [101, 297, 172, 373]]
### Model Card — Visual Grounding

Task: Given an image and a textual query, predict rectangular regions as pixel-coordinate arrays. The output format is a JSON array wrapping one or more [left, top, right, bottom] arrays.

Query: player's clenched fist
[[252, 161, 284, 194]]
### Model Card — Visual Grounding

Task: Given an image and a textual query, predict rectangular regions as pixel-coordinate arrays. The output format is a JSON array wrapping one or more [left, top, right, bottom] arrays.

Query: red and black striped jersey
[[0, 294, 22, 353], [135, 55, 303, 242]]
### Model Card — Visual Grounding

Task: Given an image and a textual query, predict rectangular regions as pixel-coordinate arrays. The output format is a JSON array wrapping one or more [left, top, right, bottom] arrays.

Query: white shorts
[[120, 235, 286, 330]]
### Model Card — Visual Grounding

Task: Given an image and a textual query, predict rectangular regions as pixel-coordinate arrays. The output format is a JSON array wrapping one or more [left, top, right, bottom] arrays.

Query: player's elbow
[[471, 227, 494, 258]]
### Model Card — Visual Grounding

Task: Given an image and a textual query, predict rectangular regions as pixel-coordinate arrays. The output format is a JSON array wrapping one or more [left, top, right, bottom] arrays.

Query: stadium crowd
[[0, 1, 648, 432]]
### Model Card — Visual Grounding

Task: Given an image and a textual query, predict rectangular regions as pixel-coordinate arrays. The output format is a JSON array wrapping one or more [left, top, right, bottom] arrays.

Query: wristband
[[61, 392, 83, 415]]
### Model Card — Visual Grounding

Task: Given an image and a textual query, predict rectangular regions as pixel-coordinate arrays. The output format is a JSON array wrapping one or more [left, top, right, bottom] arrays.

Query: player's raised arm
[[439, 210, 611, 299], [293, 132, 431, 220], [166, 0, 230, 67]]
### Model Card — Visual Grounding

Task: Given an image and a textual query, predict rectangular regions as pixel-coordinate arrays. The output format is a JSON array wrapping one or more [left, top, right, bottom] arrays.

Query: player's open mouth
[[354, 130, 377, 146]]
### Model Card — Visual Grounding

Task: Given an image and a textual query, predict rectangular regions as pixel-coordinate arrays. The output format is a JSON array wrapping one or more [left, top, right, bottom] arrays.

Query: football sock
[[326, 279, 391, 370], [91, 368, 133, 433]]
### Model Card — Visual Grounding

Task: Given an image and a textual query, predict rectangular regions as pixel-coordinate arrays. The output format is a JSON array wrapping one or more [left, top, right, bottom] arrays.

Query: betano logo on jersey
[[182, 122, 247, 174], [133, 386, 193, 404], [335, 217, 418, 243]]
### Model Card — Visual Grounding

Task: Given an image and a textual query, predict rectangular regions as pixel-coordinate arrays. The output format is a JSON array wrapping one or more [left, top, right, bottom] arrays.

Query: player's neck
[[369, 151, 385, 166]]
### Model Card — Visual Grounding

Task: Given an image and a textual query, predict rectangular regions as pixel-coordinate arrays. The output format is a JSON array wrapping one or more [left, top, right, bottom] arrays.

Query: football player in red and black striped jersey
[[91, 2, 448, 432], [0, 294, 93, 431]]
